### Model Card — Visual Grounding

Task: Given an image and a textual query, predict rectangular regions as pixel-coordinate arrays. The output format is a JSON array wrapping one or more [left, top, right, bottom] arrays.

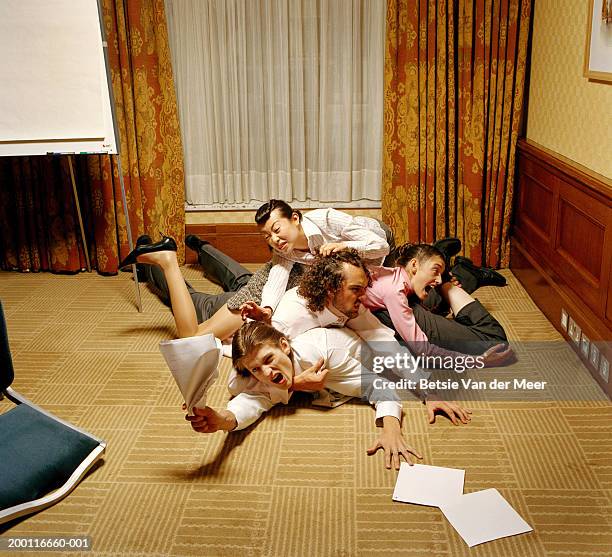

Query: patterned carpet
[[0, 266, 610, 556]]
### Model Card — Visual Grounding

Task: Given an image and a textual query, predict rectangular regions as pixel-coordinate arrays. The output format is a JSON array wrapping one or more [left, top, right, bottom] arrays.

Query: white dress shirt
[[260, 208, 389, 310], [227, 327, 403, 431], [227, 288, 433, 430], [269, 288, 430, 386]]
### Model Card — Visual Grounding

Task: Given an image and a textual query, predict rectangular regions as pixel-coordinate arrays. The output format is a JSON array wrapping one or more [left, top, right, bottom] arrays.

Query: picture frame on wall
[[584, 0, 612, 82]]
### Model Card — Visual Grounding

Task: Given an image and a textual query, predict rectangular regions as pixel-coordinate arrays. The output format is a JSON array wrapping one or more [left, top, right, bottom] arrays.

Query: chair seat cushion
[[0, 404, 101, 510]]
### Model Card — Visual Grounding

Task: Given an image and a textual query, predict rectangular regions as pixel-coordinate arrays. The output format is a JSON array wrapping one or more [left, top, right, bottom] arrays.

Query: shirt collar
[[301, 215, 325, 253], [398, 266, 414, 295], [319, 305, 349, 327]]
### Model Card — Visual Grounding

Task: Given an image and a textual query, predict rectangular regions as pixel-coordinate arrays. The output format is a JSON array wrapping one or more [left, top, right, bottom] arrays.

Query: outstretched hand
[[482, 343, 516, 367], [425, 398, 472, 425], [292, 358, 329, 391], [239, 301, 272, 323], [366, 417, 423, 470], [186, 406, 237, 433]]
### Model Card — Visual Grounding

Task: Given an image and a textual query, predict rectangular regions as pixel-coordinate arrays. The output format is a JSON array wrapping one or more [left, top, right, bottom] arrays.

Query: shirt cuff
[[374, 400, 402, 427], [226, 399, 259, 431]]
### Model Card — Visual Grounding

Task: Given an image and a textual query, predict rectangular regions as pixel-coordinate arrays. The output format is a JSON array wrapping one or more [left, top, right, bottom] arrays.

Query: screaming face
[[406, 255, 445, 300], [241, 338, 295, 390]]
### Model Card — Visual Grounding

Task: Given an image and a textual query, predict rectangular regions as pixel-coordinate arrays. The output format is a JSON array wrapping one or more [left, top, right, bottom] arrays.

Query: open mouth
[[272, 372, 284, 384], [424, 285, 433, 294]]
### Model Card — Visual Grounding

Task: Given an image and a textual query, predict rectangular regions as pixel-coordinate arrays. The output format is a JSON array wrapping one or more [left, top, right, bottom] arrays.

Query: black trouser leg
[[373, 300, 506, 355]]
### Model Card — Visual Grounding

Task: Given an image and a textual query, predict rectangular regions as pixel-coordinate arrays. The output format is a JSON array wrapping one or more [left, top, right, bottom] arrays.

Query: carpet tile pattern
[[0, 267, 610, 556]]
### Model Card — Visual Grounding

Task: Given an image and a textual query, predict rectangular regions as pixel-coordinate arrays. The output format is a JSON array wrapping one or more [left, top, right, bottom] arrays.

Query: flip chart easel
[[0, 0, 142, 311]]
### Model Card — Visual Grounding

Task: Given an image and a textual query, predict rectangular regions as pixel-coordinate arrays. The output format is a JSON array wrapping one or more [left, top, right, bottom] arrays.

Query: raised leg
[[137, 251, 198, 338], [145, 263, 234, 324]]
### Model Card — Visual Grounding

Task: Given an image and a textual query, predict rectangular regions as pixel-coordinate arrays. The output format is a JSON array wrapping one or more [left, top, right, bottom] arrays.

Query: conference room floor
[[0, 266, 610, 557]]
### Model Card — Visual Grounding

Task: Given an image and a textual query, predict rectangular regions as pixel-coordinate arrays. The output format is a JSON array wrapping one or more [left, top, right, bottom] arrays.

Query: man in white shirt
[[188, 320, 420, 470], [238, 249, 471, 424], [189, 250, 471, 469]]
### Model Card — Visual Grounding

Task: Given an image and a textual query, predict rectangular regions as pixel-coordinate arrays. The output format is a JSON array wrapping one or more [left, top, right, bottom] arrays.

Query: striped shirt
[[260, 208, 389, 310]]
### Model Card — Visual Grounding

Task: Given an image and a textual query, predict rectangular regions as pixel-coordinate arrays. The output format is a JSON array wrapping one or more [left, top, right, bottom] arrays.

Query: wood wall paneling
[[184, 223, 270, 264], [512, 139, 611, 398], [516, 167, 554, 251]]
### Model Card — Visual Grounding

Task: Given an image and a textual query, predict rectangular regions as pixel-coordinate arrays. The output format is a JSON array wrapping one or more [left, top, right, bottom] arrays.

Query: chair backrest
[[0, 300, 15, 391]]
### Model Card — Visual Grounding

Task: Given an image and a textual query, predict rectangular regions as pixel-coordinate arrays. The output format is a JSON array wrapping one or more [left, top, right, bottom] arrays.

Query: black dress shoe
[[119, 236, 177, 270], [185, 234, 210, 252], [433, 237, 461, 260], [453, 257, 506, 288]]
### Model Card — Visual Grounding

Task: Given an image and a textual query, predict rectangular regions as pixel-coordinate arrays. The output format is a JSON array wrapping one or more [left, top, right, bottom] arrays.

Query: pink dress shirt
[[362, 266, 464, 359]]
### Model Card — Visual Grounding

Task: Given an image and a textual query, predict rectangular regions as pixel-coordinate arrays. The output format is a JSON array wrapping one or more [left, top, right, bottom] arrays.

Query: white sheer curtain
[[164, 0, 385, 208]]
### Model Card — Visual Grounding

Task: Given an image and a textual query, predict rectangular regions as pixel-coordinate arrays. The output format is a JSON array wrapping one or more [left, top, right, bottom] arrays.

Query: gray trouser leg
[[197, 244, 252, 292], [144, 264, 234, 323]]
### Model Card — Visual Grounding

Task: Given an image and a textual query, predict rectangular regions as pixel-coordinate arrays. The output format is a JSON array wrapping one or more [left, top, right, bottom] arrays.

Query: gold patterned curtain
[[382, 0, 531, 267], [0, 0, 184, 274]]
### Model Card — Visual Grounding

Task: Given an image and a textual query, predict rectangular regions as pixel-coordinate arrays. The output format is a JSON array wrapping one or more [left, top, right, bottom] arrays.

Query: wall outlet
[[581, 334, 590, 358], [590, 343, 600, 369], [600, 357, 610, 383], [560, 309, 568, 330], [573, 323, 582, 345]]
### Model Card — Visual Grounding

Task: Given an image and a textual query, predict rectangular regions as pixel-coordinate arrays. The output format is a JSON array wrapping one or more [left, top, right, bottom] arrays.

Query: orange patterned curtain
[[0, 0, 184, 274], [382, 0, 531, 267]]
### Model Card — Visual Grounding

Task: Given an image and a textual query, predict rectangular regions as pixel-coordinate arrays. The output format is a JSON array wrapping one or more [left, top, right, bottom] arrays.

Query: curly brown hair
[[297, 249, 371, 313]]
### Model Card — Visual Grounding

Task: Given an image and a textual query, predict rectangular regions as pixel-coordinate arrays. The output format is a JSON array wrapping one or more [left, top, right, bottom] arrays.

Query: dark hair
[[394, 243, 445, 267], [255, 199, 302, 225], [232, 321, 292, 377], [298, 249, 371, 313]]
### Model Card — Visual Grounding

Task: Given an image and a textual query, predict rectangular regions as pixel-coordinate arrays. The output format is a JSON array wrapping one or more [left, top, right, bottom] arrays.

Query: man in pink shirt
[[361, 244, 513, 364]]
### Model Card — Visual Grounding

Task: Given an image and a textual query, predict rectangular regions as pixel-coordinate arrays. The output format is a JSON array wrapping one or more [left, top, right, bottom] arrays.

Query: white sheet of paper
[[159, 334, 222, 414], [392, 463, 465, 507], [440, 488, 532, 547]]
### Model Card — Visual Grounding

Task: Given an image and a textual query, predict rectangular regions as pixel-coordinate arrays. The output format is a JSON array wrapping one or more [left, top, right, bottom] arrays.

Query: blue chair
[[0, 300, 106, 525]]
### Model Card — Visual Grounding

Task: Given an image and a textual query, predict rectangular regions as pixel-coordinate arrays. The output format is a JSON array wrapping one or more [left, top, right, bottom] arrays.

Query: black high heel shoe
[[119, 235, 177, 270]]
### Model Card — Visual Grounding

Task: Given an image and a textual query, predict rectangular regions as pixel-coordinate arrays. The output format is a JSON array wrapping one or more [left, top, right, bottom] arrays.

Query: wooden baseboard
[[184, 223, 270, 264], [511, 237, 611, 398]]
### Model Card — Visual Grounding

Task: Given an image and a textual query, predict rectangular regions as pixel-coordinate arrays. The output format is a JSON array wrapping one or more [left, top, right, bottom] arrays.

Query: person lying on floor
[[362, 243, 515, 362], [126, 238, 470, 423], [252, 199, 395, 316], [241, 248, 514, 368], [189, 320, 423, 470], [119, 242, 459, 469], [141, 199, 394, 341], [136, 223, 503, 345]]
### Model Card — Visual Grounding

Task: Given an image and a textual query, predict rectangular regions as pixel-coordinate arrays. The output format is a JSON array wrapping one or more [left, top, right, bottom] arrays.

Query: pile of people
[[120, 201, 513, 470]]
